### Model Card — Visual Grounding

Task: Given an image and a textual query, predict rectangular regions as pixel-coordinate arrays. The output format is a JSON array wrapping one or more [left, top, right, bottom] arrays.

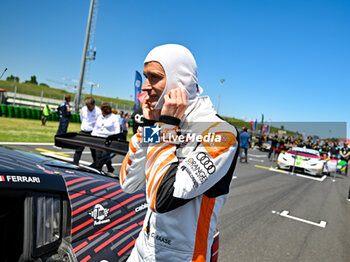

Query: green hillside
[[0, 80, 133, 108]]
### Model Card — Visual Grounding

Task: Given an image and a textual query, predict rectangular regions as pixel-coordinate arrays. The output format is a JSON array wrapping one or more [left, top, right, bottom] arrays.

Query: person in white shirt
[[92, 103, 120, 172], [73, 97, 102, 165]]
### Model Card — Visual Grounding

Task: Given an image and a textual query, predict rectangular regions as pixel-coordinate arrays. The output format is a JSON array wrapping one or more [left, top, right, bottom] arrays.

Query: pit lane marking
[[254, 165, 327, 182], [39, 152, 122, 167], [272, 210, 327, 228], [36, 148, 70, 157]]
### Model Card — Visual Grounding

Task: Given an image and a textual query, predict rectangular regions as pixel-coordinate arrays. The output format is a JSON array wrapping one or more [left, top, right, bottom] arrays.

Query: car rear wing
[[55, 133, 129, 156]]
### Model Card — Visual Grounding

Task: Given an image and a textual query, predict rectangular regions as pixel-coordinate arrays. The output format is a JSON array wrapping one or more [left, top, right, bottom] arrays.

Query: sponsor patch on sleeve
[[201, 131, 236, 159]]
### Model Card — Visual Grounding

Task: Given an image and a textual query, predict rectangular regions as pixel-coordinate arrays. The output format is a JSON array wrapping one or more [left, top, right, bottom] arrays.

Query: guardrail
[[0, 104, 80, 123]]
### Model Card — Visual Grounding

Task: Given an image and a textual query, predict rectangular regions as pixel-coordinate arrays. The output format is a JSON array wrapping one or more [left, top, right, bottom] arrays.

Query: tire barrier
[[0, 104, 81, 123], [0, 104, 7, 117]]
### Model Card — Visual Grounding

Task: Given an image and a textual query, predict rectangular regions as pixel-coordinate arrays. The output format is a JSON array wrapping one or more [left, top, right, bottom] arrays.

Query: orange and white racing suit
[[120, 96, 239, 261]]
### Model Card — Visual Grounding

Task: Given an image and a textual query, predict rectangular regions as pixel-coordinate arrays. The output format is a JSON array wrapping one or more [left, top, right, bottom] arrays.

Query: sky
[[0, 0, 349, 138]]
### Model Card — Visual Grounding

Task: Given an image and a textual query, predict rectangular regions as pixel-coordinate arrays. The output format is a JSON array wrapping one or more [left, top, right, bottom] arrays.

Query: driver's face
[[142, 61, 166, 108]]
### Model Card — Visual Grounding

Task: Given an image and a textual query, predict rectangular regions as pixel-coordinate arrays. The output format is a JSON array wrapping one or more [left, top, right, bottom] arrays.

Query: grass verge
[[0, 117, 81, 142], [0, 116, 133, 142]]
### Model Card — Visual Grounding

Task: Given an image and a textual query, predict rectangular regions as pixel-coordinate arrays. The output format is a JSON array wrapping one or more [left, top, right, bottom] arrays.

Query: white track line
[[269, 167, 327, 182], [249, 154, 267, 158], [248, 158, 264, 163], [272, 210, 327, 228]]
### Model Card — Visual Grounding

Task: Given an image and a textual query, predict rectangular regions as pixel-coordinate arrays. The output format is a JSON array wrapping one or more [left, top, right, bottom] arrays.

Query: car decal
[[60, 172, 147, 261]]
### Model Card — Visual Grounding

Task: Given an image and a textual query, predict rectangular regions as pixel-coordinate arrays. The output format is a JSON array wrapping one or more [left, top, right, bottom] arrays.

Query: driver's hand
[[161, 88, 187, 119]]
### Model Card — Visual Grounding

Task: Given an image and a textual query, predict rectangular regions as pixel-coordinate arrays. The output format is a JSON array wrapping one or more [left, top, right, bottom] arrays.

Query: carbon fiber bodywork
[[0, 146, 146, 262]]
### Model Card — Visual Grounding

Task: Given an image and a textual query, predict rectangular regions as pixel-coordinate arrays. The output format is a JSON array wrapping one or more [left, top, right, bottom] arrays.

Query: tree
[[281, 125, 284, 130], [6, 75, 20, 82], [24, 75, 38, 85], [39, 83, 49, 87]]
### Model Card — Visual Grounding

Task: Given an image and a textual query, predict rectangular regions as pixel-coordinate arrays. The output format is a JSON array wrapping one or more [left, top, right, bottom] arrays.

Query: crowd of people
[[257, 132, 350, 175]]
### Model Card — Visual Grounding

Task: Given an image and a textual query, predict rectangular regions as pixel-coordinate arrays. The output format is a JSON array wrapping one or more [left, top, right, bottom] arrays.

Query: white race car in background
[[277, 147, 336, 176]]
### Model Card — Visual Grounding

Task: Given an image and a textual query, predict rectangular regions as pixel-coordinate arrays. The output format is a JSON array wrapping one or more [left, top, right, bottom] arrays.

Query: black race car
[[0, 133, 219, 262]]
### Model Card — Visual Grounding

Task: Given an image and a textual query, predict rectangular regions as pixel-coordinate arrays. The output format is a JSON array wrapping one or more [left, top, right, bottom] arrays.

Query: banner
[[254, 119, 258, 131], [262, 124, 268, 133], [133, 71, 142, 110]]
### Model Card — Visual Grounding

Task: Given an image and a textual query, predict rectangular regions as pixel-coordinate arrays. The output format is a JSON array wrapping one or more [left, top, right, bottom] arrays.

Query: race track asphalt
[[2, 143, 350, 262]]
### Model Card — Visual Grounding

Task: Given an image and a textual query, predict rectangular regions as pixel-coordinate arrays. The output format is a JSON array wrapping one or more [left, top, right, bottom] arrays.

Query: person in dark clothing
[[239, 127, 251, 163], [313, 139, 321, 151], [305, 136, 313, 149], [294, 136, 304, 148], [56, 95, 72, 135], [268, 132, 279, 161], [284, 136, 293, 151], [275, 134, 286, 159], [130, 107, 144, 135], [330, 141, 340, 161], [340, 142, 350, 177], [320, 140, 331, 159], [340, 143, 350, 201]]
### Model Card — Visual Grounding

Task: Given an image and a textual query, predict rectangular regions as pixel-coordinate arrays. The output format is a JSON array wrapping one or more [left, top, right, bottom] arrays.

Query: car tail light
[[36, 196, 61, 248], [211, 231, 219, 262]]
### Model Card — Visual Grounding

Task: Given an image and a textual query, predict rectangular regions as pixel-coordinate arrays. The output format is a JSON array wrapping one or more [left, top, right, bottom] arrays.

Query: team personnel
[[340, 142, 350, 176], [91, 103, 120, 172], [275, 134, 286, 159], [73, 97, 101, 165], [304, 136, 313, 149], [294, 136, 304, 148], [330, 141, 340, 161], [313, 139, 321, 151], [56, 95, 72, 135], [120, 44, 239, 261], [41, 104, 51, 126], [268, 132, 279, 161], [239, 127, 251, 163], [320, 140, 331, 158], [284, 136, 294, 151]]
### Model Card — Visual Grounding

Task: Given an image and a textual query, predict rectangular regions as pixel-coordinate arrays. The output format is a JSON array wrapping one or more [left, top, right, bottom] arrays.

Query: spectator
[[119, 110, 124, 131], [41, 104, 51, 126], [56, 95, 72, 135], [73, 97, 102, 165], [91, 103, 120, 172], [121, 112, 130, 140]]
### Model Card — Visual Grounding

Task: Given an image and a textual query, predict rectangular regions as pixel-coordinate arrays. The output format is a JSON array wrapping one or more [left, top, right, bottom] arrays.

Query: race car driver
[[120, 44, 239, 261]]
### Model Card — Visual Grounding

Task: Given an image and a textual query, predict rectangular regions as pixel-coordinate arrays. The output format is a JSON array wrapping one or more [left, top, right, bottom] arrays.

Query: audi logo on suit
[[196, 152, 216, 174]]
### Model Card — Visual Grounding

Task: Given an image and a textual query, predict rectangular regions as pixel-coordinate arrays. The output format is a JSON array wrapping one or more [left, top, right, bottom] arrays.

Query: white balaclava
[[144, 44, 203, 110]]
